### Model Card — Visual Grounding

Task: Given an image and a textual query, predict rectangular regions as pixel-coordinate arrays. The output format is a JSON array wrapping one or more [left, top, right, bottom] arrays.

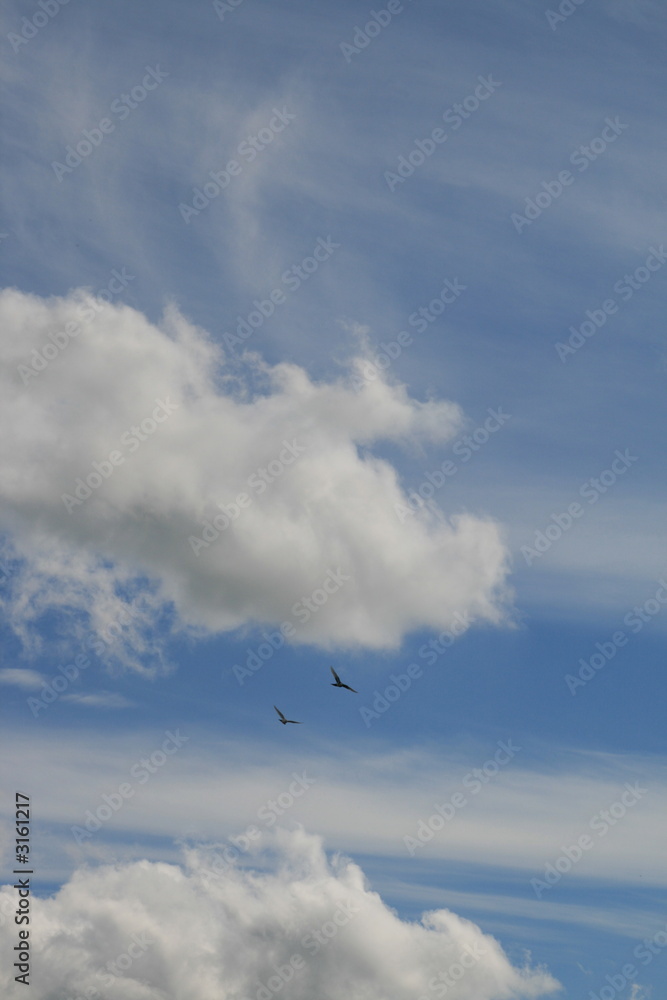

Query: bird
[[330, 666, 357, 693], [274, 705, 301, 725]]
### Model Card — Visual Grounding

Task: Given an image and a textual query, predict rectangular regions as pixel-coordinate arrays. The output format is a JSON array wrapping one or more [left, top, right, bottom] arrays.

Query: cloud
[[607, 0, 665, 29], [5, 727, 665, 893], [0, 828, 559, 1000], [61, 692, 135, 708], [0, 288, 511, 659], [0, 668, 44, 689]]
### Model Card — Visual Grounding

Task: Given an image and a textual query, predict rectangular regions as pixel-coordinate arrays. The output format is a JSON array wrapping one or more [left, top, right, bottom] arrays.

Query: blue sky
[[1, 1, 666, 998]]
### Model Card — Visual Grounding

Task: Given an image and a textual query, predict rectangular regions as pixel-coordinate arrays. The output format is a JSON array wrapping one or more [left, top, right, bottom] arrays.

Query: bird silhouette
[[274, 705, 301, 725], [330, 666, 357, 693]]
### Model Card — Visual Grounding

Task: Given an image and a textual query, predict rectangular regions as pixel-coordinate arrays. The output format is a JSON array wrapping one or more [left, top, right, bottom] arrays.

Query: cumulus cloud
[[0, 828, 558, 1000], [0, 288, 511, 657]]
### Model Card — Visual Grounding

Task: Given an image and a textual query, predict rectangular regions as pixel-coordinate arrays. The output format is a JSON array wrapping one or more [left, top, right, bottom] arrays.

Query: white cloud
[[4, 728, 666, 892], [0, 288, 511, 659], [0, 828, 559, 1000], [61, 692, 135, 708], [0, 668, 44, 689], [383, 880, 665, 940]]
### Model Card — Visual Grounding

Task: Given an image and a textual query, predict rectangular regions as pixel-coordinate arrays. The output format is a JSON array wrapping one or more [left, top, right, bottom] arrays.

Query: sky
[[1, 0, 666, 997]]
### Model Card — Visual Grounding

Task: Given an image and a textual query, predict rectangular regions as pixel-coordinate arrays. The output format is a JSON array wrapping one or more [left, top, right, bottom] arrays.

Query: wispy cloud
[[61, 692, 136, 709], [3, 730, 666, 891], [0, 668, 45, 689]]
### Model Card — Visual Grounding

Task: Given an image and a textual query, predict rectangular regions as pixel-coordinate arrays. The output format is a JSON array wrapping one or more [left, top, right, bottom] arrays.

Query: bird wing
[[274, 705, 286, 721], [330, 666, 341, 683], [343, 684, 358, 693]]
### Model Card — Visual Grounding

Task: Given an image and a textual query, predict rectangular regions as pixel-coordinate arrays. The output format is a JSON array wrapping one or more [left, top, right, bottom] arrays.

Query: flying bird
[[330, 666, 357, 693], [274, 705, 301, 725]]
